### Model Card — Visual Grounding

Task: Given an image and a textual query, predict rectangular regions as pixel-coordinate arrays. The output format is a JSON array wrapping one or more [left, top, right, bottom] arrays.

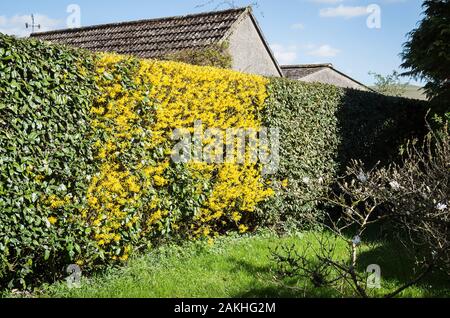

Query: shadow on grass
[[225, 239, 449, 298], [226, 257, 341, 298], [235, 285, 339, 298], [356, 240, 450, 297]]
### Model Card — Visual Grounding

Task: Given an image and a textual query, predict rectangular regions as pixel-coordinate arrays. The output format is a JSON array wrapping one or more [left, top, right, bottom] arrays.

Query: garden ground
[[20, 230, 450, 298]]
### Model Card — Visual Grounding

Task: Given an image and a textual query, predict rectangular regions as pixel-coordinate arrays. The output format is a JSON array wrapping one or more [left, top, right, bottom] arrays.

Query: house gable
[[302, 68, 369, 91], [225, 10, 282, 77], [282, 64, 371, 91]]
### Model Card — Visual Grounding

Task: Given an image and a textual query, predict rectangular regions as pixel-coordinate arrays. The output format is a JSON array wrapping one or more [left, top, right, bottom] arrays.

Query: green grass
[[370, 85, 428, 100], [23, 230, 449, 298], [401, 85, 428, 100]]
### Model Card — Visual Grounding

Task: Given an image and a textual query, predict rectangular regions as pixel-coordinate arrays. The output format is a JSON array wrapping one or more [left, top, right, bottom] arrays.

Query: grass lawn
[[369, 84, 428, 100], [29, 230, 449, 298]]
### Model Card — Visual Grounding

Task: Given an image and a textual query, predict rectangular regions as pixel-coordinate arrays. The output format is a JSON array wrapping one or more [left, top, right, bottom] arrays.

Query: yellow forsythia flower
[[86, 52, 274, 259], [47, 216, 57, 225], [238, 224, 249, 234]]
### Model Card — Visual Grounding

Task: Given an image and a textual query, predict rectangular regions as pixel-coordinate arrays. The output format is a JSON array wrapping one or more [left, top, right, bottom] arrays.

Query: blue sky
[[0, 0, 425, 85]]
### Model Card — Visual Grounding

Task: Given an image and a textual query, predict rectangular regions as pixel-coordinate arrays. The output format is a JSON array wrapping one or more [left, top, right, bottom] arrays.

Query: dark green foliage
[[401, 0, 450, 113], [163, 42, 233, 69], [260, 79, 342, 226], [337, 89, 429, 168], [261, 78, 429, 227], [0, 34, 97, 288]]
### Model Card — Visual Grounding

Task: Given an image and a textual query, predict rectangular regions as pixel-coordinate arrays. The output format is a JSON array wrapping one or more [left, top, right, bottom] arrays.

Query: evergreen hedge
[[260, 78, 429, 226], [0, 35, 97, 288], [0, 35, 271, 288]]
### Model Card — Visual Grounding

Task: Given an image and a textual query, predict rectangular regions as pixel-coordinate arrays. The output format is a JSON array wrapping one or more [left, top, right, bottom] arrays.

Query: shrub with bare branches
[[271, 124, 449, 297]]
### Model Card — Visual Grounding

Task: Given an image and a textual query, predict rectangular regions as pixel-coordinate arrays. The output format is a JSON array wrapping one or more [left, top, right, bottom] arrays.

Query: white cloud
[[291, 23, 305, 30], [309, 0, 346, 3], [270, 44, 298, 64], [307, 44, 340, 57], [0, 14, 61, 38], [319, 5, 369, 19], [300, 43, 316, 50]]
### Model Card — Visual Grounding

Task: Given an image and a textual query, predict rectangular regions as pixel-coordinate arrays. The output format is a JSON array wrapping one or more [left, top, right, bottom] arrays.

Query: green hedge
[[162, 42, 232, 69], [0, 34, 430, 289], [0, 35, 270, 289], [0, 35, 97, 288], [337, 88, 429, 168], [260, 78, 429, 226]]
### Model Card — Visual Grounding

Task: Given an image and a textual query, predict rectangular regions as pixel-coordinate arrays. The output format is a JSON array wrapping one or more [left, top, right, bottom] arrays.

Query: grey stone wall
[[227, 15, 281, 77]]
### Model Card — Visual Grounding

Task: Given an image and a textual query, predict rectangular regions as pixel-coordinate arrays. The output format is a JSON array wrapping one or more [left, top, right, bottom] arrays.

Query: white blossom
[[357, 172, 368, 183], [436, 203, 447, 211], [389, 181, 401, 191]]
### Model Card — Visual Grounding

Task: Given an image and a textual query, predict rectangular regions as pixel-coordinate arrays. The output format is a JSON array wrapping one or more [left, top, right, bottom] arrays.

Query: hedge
[[0, 35, 98, 288], [260, 78, 429, 226], [0, 35, 273, 288], [0, 34, 429, 288], [87, 53, 273, 262], [162, 42, 232, 69], [337, 88, 429, 167]]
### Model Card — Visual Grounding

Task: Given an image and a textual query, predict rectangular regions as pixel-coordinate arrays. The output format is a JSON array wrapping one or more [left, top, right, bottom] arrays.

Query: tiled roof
[[31, 7, 248, 59], [281, 64, 334, 79]]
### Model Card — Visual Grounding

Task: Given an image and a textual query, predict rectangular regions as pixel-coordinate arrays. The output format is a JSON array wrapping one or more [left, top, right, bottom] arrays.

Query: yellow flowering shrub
[[87, 53, 273, 260]]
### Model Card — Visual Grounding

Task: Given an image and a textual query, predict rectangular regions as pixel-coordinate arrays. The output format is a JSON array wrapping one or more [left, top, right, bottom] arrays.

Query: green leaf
[[44, 249, 50, 261]]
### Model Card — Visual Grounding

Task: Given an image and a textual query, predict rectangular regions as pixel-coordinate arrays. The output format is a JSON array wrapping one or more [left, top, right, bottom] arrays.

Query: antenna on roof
[[25, 14, 41, 33]]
